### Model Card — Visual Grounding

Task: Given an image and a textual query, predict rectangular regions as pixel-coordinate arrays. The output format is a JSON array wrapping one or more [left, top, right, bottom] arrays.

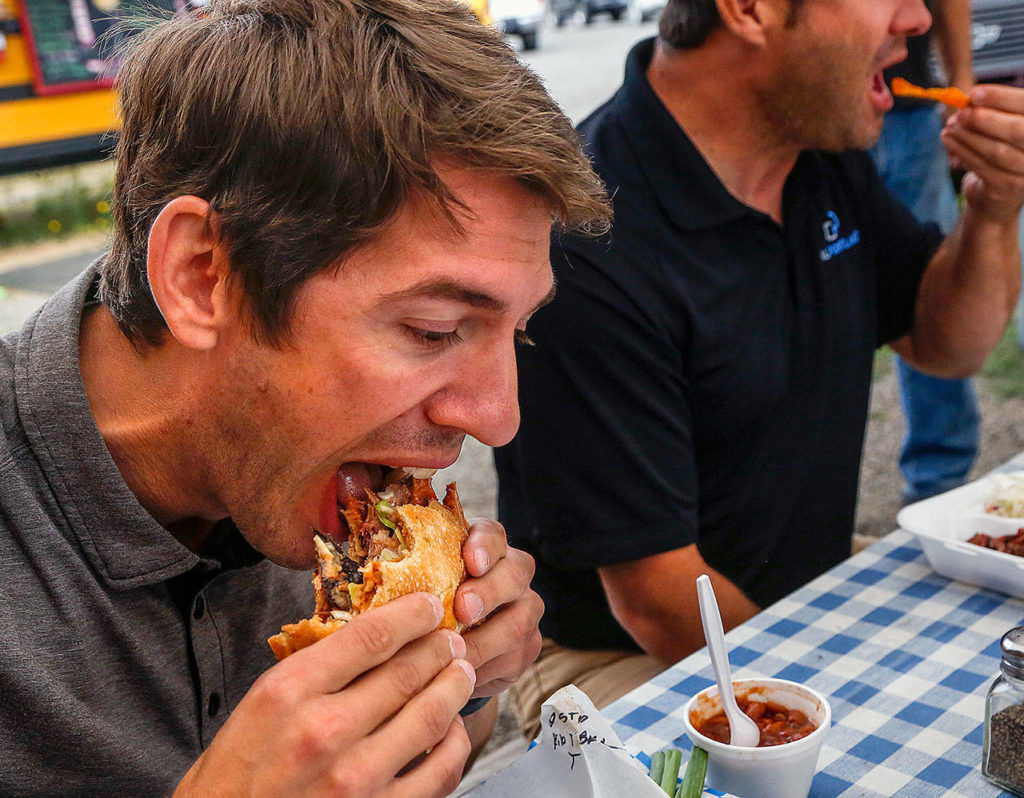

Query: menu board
[[17, 0, 185, 95]]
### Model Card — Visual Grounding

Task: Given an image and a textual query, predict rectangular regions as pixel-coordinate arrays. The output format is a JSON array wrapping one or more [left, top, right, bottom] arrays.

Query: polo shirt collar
[[609, 38, 752, 231], [14, 262, 199, 590]]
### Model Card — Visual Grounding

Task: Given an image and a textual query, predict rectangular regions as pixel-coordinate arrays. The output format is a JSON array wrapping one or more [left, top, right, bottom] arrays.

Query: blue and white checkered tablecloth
[[601, 529, 1024, 797]]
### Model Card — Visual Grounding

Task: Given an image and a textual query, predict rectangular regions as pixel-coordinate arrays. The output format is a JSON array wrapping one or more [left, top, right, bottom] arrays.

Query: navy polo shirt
[[495, 38, 940, 651]]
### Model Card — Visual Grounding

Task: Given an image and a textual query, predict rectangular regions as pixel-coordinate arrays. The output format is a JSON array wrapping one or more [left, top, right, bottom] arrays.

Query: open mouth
[[314, 465, 446, 621], [318, 462, 438, 539], [870, 71, 893, 111]]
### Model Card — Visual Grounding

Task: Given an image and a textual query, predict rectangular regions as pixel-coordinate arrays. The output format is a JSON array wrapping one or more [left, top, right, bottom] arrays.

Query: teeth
[[313, 535, 335, 561], [400, 467, 437, 479]]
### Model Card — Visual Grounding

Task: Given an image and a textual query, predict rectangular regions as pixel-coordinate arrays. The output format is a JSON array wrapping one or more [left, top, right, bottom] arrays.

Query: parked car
[[551, 0, 629, 26], [628, 0, 664, 23], [485, 0, 545, 50], [969, 0, 1024, 84]]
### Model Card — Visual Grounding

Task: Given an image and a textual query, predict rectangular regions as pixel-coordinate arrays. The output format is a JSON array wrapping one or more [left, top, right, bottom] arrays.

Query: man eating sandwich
[[0, 0, 611, 795]]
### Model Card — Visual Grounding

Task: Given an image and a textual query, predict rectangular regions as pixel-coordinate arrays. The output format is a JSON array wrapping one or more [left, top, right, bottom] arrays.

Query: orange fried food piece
[[891, 77, 969, 109]]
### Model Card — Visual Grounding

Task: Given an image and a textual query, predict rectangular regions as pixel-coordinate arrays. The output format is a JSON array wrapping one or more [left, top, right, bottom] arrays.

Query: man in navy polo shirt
[[495, 0, 1024, 739]]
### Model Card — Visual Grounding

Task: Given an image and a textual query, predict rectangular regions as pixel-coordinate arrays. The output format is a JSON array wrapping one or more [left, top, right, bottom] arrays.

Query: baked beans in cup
[[684, 677, 832, 798]]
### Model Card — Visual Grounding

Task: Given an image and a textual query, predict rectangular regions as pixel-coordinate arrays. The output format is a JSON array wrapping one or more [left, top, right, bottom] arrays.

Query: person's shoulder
[[0, 332, 43, 511], [0, 333, 23, 460], [576, 91, 633, 172]]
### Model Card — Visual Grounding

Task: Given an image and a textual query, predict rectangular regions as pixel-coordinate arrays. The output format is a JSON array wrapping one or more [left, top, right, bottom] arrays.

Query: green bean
[[675, 746, 708, 798], [649, 750, 665, 786], [659, 748, 682, 793]]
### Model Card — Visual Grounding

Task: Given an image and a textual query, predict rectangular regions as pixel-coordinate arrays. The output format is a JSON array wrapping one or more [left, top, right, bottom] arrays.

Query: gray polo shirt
[[0, 266, 311, 796]]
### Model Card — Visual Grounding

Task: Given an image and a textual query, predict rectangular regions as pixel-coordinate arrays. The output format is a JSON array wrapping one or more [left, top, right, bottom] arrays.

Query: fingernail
[[455, 658, 477, 686], [473, 548, 490, 574], [429, 595, 444, 624], [449, 632, 466, 660], [463, 592, 484, 623]]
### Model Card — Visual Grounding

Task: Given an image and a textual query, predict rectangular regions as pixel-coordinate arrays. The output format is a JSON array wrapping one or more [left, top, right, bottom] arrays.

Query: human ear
[[715, 0, 776, 46], [146, 196, 231, 351]]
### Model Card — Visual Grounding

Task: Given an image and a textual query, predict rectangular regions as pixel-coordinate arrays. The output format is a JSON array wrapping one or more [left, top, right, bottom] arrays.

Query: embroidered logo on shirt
[[822, 211, 840, 242], [819, 211, 861, 262]]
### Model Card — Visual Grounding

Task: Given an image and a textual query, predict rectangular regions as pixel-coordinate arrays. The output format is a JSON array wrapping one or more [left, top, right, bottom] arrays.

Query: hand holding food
[[176, 593, 476, 797], [940, 83, 1024, 222], [456, 518, 544, 697]]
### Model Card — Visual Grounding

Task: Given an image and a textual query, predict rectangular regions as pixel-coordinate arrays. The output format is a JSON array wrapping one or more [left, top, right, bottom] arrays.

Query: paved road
[[0, 17, 658, 516]]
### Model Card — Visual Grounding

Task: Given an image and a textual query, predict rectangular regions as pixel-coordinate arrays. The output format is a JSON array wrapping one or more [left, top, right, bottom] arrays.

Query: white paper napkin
[[464, 684, 679, 797]]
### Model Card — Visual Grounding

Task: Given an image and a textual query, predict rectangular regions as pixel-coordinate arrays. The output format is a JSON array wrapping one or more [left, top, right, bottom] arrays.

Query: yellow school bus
[[0, 0, 172, 175]]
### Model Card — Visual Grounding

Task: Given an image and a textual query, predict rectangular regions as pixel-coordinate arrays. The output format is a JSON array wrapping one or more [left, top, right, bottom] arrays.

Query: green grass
[[873, 345, 895, 381], [0, 179, 113, 249], [981, 320, 1024, 399], [873, 323, 1024, 399]]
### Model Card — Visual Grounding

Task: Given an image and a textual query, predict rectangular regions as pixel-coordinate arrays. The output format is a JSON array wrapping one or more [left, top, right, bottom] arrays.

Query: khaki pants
[[511, 638, 665, 741]]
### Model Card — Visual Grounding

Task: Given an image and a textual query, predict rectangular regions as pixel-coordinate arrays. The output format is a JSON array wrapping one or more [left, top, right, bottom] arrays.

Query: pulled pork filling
[[314, 471, 438, 620]]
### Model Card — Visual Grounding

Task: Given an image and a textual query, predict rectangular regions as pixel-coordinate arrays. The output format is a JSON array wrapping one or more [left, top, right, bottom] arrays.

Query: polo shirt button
[[193, 596, 205, 621], [207, 692, 221, 718]]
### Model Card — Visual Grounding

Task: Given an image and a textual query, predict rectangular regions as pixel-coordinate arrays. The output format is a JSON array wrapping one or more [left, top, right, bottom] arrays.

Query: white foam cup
[[683, 677, 831, 798]]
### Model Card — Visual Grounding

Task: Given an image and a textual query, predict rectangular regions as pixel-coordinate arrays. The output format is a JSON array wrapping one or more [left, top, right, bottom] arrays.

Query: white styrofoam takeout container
[[897, 465, 1024, 600]]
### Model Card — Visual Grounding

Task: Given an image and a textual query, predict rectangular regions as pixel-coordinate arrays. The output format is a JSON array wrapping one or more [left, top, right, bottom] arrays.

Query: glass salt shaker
[[982, 626, 1024, 796]]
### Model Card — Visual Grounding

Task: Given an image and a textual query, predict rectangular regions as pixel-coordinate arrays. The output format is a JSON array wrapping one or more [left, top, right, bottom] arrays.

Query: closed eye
[[406, 326, 463, 348]]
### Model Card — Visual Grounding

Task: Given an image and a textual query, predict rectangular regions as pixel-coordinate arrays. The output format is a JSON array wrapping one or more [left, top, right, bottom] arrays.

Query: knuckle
[[528, 589, 545, 622], [524, 628, 543, 665], [295, 706, 335, 760], [994, 139, 1015, 165], [486, 676, 517, 693], [505, 603, 533, 647], [513, 548, 536, 581], [528, 635, 544, 672], [247, 668, 290, 712], [389, 657, 431, 703], [325, 762, 368, 798], [439, 734, 471, 794], [416, 692, 457, 743], [349, 615, 395, 658]]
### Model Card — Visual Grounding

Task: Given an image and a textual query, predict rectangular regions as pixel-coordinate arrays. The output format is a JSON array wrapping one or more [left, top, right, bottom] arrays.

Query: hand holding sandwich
[[454, 517, 543, 698], [174, 592, 477, 798], [268, 472, 543, 703], [174, 471, 542, 798]]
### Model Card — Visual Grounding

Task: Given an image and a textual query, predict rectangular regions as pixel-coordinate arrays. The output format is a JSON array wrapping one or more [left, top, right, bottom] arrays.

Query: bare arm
[[597, 544, 760, 666], [891, 85, 1024, 376]]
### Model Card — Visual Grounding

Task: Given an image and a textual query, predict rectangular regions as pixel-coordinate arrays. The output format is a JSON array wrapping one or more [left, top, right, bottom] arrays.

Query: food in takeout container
[[983, 473, 1024, 518], [967, 528, 1024, 558], [684, 678, 831, 798], [898, 470, 1024, 599]]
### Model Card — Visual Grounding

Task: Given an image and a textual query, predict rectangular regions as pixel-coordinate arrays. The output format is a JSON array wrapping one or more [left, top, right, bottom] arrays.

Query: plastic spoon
[[696, 574, 761, 747]]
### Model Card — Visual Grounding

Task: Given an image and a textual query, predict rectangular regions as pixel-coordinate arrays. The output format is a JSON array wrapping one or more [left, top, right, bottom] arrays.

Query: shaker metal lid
[[1001, 626, 1024, 681]]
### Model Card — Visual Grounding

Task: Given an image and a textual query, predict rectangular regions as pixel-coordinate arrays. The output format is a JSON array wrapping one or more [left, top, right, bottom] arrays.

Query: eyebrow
[[382, 278, 557, 316]]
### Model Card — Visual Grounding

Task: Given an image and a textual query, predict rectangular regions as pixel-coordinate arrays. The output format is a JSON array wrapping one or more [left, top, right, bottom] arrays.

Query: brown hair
[[659, 0, 804, 50], [105, 0, 611, 346]]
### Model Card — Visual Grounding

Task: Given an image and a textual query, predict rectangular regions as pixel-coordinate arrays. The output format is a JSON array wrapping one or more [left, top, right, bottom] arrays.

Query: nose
[[425, 339, 521, 448], [896, 0, 931, 39]]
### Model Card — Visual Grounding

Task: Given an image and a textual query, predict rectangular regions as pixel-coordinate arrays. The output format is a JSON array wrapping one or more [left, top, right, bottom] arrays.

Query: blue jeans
[[871, 106, 980, 503]]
